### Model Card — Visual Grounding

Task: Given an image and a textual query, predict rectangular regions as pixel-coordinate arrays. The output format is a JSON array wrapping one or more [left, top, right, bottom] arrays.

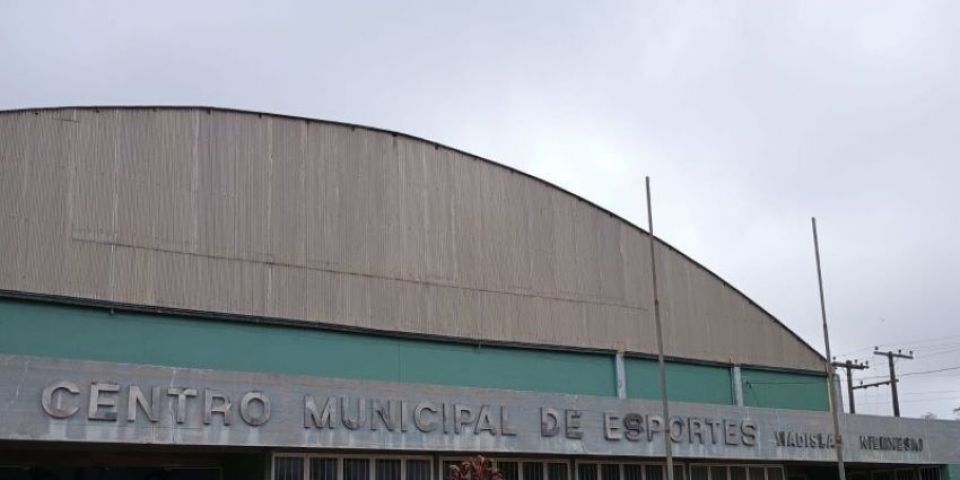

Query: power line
[[854, 360, 960, 381], [858, 397, 960, 405], [900, 389, 960, 396], [835, 334, 960, 358], [900, 365, 960, 377], [917, 341, 960, 349], [909, 347, 960, 359]]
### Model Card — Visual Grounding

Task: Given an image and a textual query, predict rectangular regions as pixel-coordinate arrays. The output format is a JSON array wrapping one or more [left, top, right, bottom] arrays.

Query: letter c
[[414, 402, 439, 432], [41, 381, 80, 418]]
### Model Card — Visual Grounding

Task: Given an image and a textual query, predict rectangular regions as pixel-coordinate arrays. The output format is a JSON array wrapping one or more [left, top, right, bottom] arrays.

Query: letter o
[[669, 417, 685, 442], [41, 381, 80, 418], [239, 391, 271, 426]]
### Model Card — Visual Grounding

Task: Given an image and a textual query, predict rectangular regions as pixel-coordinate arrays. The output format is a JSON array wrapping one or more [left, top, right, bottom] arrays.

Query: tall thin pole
[[812, 217, 846, 480], [646, 177, 674, 480]]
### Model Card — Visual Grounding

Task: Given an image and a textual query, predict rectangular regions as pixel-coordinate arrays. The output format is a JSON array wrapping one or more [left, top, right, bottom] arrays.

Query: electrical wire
[[899, 365, 960, 377], [857, 397, 960, 405], [899, 389, 960, 396], [834, 334, 960, 358]]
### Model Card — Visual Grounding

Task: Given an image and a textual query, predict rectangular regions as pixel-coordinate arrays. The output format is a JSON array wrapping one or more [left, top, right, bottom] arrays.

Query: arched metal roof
[[0, 106, 825, 371]]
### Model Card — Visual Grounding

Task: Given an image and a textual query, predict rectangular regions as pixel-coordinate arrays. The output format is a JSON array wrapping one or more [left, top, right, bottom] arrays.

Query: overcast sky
[[2, 1, 959, 418]]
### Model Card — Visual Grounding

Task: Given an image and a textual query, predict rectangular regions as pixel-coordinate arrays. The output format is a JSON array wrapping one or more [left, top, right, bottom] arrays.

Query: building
[[0, 106, 955, 480]]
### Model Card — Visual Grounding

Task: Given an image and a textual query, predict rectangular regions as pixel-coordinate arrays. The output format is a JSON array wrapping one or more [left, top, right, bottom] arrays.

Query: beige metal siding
[[0, 107, 824, 371]]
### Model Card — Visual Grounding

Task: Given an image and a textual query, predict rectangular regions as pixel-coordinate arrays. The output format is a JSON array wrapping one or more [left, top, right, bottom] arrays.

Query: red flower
[[448, 456, 504, 480]]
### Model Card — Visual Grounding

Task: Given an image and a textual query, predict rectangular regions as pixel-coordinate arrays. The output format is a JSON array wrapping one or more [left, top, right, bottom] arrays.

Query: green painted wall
[[740, 368, 829, 411], [944, 465, 960, 480], [0, 297, 831, 409], [0, 298, 615, 396], [398, 340, 615, 394], [625, 357, 734, 405]]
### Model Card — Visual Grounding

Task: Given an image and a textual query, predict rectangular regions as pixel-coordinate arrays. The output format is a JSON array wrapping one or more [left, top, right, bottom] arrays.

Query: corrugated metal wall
[[0, 107, 823, 371]]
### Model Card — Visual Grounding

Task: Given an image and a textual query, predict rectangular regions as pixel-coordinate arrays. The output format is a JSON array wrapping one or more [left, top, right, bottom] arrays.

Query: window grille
[[274, 455, 431, 480], [310, 458, 337, 480], [276, 457, 305, 480]]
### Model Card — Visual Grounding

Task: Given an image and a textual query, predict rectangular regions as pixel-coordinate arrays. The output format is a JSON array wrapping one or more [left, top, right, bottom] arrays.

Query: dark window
[[920, 467, 941, 480], [623, 465, 643, 480], [896, 470, 918, 480], [275, 457, 305, 480], [548, 463, 569, 480], [646, 465, 664, 480], [524, 462, 545, 480], [311, 458, 337, 480], [601, 464, 620, 480], [690, 465, 709, 480], [406, 460, 432, 480], [499, 462, 520, 480], [674, 466, 686, 480], [376, 459, 401, 480], [729, 467, 746, 480], [766, 467, 784, 480], [578, 464, 599, 480], [748, 467, 765, 480], [710, 467, 729, 480], [344, 459, 370, 480]]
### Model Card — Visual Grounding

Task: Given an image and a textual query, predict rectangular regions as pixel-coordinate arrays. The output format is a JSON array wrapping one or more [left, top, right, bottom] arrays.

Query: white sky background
[[2, 1, 959, 418]]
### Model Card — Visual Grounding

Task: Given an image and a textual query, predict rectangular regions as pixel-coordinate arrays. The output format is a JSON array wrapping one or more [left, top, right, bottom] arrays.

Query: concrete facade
[[3, 354, 957, 465]]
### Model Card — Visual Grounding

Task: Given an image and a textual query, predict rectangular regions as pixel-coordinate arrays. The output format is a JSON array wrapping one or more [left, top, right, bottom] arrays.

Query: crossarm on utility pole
[[852, 380, 893, 390], [831, 360, 869, 414]]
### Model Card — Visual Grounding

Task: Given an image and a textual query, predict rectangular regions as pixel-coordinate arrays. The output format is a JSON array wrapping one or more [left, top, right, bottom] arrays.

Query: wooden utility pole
[[873, 349, 914, 417], [831, 359, 869, 414]]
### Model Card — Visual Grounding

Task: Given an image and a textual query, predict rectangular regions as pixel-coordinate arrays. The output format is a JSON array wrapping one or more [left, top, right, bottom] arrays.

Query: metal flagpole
[[811, 217, 847, 480], [646, 177, 674, 480]]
